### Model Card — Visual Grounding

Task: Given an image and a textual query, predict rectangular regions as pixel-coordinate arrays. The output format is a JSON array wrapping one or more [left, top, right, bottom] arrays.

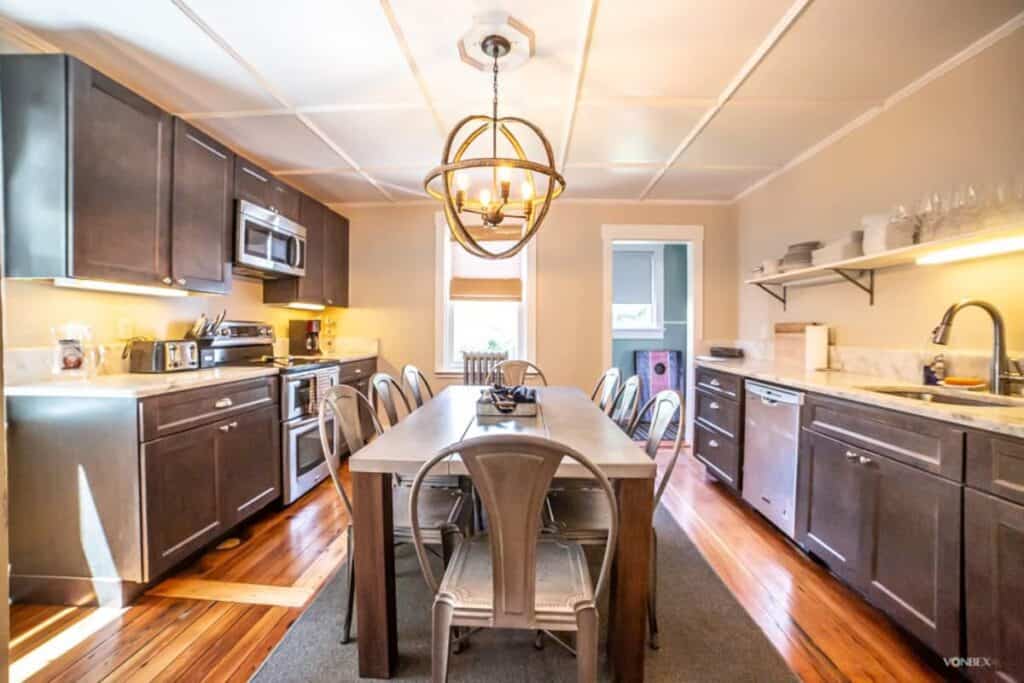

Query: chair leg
[[648, 528, 659, 650], [432, 601, 454, 683], [342, 528, 355, 644], [575, 606, 599, 683]]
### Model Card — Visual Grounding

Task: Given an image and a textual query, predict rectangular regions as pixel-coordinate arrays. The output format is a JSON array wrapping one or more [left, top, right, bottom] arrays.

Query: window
[[435, 214, 536, 373], [612, 244, 664, 339]]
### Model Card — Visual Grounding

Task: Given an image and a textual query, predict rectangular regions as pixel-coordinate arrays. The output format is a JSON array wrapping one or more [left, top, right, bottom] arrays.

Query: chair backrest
[[463, 351, 508, 384], [628, 389, 684, 507], [369, 372, 412, 427], [590, 367, 621, 414], [409, 435, 618, 629], [485, 359, 548, 387], [402, 364, 434, 408], [318, 385, 383, 516], [609, 375, 642, 431]]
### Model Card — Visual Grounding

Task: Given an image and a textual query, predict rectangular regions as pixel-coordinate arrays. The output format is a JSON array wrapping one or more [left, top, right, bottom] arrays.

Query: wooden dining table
[[349, 385, 656, 682]]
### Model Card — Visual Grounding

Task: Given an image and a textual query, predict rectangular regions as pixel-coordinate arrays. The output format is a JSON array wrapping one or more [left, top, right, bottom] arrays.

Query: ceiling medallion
[[424, 14, 565, 260]]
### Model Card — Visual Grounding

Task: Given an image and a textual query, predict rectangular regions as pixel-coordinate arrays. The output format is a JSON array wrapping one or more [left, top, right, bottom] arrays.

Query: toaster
[[127, 340, 199, 373]]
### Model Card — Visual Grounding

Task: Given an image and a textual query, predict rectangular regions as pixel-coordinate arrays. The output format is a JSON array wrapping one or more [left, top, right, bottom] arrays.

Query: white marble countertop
[[696, 358, 1024, 439], [5, 352, 379, 399]]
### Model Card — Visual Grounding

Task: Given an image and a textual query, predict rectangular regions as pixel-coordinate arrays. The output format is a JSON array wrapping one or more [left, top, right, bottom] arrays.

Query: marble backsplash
[[730, 339, 1021, 385]]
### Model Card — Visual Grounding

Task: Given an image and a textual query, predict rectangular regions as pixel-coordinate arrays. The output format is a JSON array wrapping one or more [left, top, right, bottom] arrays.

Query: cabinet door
[[235, 157, 274, 208], [143, 424, 222, 580], [322, 210, 349, 307], [270, 178, 301, 222], [170, 119, 234, 293], [796, 430, 873, 586], [217, 405, 281, 527], [297, 195, 325, 303], [966, 488, 1024, 682], [862, 453, 962, 658], [69, 59, 172, 285]]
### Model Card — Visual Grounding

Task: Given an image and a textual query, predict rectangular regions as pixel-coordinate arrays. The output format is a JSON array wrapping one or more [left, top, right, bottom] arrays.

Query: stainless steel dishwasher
[[742, 381, 804, 538]]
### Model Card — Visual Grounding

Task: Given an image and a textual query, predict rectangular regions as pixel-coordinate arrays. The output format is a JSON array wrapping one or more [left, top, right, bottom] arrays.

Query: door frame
[[601, 224, 704, 442]]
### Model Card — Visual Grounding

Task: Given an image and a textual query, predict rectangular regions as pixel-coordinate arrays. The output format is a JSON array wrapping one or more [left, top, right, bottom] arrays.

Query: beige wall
[[333, 202, 737, 392], [3, 277, 312, 349], [736, 27, 1024, 353]]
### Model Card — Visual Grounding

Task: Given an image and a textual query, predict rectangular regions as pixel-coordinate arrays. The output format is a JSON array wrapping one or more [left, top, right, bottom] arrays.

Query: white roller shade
[[613, 251, 654, 305]]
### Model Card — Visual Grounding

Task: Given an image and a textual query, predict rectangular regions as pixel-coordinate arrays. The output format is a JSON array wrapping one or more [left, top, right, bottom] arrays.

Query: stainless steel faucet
[[931, 299, 1021, 395]]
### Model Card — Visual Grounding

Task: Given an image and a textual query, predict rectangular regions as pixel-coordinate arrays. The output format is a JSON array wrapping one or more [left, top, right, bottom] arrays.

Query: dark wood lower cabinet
[[143, 421, 223, 580], [796, 429, 872, 586], [862, 451, 962, 658], [798, 428, 963, 658], [218, 405, 281, 527], [143, 405, 281, 580], [965, 487, 1024, 682]]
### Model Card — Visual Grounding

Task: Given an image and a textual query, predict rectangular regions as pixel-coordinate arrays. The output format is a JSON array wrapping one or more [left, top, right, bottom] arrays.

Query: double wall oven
[[281, 365, 341, 504]]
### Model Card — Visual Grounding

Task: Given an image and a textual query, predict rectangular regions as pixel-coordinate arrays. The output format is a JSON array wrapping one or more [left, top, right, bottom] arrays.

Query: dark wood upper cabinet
[[323, 209, 350, 307], [263, 196, 350, 308], [170, 119, 234, 294], [234, 156, 300, 222], [965, 488, 1024, 682], [2, 54, 173, 285]]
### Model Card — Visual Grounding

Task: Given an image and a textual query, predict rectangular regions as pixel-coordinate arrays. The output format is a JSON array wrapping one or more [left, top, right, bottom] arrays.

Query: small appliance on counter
[[289, 319, 322, 356], [124, 339, 199, 373]]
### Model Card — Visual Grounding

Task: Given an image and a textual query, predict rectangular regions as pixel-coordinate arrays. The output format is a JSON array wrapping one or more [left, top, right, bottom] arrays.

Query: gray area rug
[[254, 507, 795, 682]]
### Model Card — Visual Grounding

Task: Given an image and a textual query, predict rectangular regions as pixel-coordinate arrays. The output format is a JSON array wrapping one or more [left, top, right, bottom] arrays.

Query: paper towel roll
[[805, 325, 829, 370]]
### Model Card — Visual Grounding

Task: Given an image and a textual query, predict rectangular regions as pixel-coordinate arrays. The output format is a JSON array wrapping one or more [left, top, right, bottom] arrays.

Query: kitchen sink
[[860, 386, 1022, 407]]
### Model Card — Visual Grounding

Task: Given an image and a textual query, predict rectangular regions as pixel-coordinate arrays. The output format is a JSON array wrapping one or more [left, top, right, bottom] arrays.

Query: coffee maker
[[289, 319, 322, 356]]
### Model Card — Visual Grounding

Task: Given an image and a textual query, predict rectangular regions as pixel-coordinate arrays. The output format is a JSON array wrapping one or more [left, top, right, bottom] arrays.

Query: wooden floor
[[8, 451, 943, 682]]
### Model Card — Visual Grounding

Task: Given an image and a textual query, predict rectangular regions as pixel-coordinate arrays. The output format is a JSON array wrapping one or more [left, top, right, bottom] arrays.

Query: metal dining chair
[[484, 359, 549, 386], [590, 367, 621, 414], [545, 389, 684, 649], [410, 434, 618, 683], [318, 385, 468, 644], [369, 372, 413, 428], [608, 375, 642, 432], [402, 364, 434, 408]]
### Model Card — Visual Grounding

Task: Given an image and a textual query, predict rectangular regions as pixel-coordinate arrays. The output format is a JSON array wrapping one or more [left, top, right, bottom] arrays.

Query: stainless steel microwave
[[234, 199, 307, 278]]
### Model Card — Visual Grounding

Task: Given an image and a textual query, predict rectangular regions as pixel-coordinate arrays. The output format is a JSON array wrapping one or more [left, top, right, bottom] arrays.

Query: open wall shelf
[[746, 219, 1024, 309]]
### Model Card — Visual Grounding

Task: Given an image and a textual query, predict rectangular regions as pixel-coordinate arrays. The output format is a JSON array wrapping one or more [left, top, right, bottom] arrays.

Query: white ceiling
[[1, 0, 1022, 209]]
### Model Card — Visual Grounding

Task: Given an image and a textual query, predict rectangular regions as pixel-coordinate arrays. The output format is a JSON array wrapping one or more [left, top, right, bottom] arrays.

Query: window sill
[[613, 328, 666, 340]]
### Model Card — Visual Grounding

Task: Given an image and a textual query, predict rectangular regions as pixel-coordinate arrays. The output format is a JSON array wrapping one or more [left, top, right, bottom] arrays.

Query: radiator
[[462, 351, 507, 385]]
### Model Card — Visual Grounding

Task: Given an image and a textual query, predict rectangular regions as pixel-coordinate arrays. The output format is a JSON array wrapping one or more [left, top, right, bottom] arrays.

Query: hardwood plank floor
[[8, 451, 944, 681]]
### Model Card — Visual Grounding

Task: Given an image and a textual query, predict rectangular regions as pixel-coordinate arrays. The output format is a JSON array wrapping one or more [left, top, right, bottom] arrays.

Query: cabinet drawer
[[966, 430, 1024, 506], [694, 421, 740, 490], [802, 393, 964, 481], [695, 366, 741, 400], [339, 358, 376, 384], [140, 377, 278, 441], [695, 387, 741, 440]]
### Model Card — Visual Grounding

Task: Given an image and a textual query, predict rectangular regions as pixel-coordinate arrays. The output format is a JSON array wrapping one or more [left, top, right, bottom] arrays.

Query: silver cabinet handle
[[162, 276, 172, 285], [708, 439, 719, 448], [709, 401, 720, 410], [176, 278, 186, 286], [858, 455, 872, 465], [214, 398, 233, 409], [327, 299, 334, 305], [218, 421, 238, 433], [709, 378, 721, 387], [355, 368, 363, 374], [845, 450, 858, 460]]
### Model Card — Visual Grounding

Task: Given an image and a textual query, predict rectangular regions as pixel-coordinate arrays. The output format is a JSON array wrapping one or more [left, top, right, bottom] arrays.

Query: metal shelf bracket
[[755, 283, 787, 310], [830, 268, 875, 305]]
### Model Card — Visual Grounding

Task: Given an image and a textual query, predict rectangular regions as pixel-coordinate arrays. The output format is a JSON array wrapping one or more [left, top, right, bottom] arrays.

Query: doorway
[[601, 225, 704, 443]]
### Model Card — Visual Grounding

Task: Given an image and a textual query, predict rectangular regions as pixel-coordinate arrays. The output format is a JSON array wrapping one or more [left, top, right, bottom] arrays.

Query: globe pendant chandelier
[[424, 31, 565, 260]]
